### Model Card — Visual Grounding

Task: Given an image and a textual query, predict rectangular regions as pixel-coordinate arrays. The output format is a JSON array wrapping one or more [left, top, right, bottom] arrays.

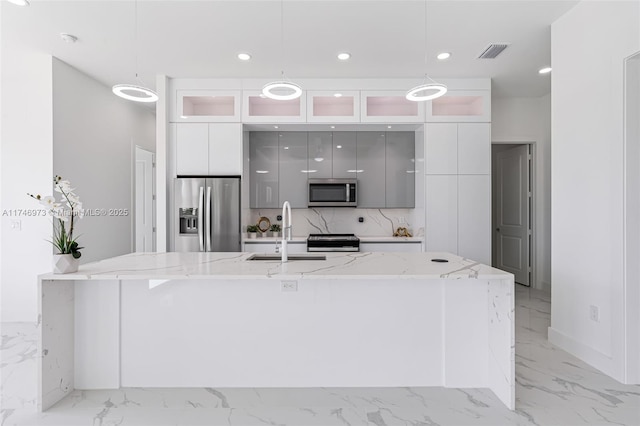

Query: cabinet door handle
[[496, 227, 500, 232]]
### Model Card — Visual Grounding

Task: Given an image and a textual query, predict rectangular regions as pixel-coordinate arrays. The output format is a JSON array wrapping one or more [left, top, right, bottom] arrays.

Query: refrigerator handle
[[206, 186, 212, 252], [198, 186, 205, 252]]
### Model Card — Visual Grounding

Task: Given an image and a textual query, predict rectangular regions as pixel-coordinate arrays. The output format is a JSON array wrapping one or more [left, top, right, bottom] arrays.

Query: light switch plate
[[281, 280, 298, 292]]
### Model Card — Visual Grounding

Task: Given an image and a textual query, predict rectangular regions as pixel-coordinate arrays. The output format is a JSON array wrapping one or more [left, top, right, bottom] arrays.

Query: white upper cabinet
[[242, 91, 307, 123], [208, 123, 243, 175], [176, 123, 209, 175], [426, 123, 458, 175], [175, 123, 243, 176], [360, 91, 425, 123], [306, 91, 360, 123], [425, 90, 491, 123], [457, 123, 491, 175], [176, 90, 241, 122]]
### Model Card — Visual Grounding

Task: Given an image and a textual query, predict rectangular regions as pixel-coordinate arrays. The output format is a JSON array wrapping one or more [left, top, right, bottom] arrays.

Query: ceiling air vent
[[477, 43, 509, 59]]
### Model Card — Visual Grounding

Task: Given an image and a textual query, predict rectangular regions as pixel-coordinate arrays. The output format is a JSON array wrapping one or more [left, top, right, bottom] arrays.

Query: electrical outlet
[[589, 305, 599, 322], [399, 216, 406, 224], [11, 220, 21, 231], [281, 280, 298, 292]]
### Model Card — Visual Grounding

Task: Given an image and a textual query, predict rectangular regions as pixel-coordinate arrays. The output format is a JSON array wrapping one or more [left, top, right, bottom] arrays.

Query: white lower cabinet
[[458, 175, 491, 264], [359, 242, 422, 253], [243, 241, 307, 254], [426, 175, 458, 254]]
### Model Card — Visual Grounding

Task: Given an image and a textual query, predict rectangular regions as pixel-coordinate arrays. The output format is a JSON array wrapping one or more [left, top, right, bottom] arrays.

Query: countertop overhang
[[39, 251, 512, 281]]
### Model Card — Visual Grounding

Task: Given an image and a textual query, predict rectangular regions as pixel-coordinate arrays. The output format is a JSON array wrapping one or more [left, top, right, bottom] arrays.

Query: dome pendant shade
[[112, 84, 159, 103], [406, 82, 447, 101], [262, 81, 302, 101]]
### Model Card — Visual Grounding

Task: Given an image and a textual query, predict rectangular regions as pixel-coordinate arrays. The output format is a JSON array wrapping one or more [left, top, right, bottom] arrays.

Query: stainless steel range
[[307, 234, 360, 252]]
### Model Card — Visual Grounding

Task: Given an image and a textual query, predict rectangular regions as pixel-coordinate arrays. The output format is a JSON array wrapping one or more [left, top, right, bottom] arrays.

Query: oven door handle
[[346, 184, 350, 202]]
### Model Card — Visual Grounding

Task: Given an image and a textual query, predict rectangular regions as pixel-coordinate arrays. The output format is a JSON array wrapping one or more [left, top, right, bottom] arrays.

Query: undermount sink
[[246, 254, 327, 261]]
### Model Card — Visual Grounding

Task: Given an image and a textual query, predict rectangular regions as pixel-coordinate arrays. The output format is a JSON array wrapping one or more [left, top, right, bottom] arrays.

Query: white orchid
[[29, 175, 83, 258], [39, 195, 55, 208]]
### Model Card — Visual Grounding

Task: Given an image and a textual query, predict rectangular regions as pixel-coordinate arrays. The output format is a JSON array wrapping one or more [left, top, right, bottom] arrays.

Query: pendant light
[[112, 0, 158, 103], [262, 0, 302, 101], [406, 0, 447, 102]]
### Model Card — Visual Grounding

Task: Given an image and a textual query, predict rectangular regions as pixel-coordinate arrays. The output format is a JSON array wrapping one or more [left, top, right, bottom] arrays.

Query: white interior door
[[495, 145, 530, 285], [135, 147, 155, 252]]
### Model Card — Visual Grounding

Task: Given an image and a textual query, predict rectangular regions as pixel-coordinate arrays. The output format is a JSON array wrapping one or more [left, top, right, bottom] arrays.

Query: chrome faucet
[[281, 201, 292, 262]]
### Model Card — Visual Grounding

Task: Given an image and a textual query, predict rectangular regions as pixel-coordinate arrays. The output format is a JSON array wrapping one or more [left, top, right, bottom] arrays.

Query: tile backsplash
[[248, 208, 424, 237]]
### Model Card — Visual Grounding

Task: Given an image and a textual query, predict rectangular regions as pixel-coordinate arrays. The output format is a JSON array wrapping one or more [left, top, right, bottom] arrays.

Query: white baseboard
[[547, 327, 623, 382]]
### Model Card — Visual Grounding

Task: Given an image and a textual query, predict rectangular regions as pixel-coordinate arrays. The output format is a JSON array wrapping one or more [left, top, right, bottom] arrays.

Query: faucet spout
[[281, 201, 292, 263]]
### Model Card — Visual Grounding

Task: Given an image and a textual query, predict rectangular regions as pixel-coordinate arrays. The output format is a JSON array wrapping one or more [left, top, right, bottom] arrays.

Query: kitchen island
[[37, 252, 514, 411]]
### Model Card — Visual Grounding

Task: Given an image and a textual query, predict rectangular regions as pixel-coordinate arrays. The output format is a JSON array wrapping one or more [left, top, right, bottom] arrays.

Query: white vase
[[248, 232, 257, 239], [271, 232, 280, 238], [53, 254, 79, 274]]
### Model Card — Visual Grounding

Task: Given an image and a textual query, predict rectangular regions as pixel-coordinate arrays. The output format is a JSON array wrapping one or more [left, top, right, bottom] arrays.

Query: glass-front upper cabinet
[[242, 91, 307, 123], [306, 91, 360, 123], [360, 91, 425, 123], [176, 90, 241, 122], [425, 90, 491, 123]]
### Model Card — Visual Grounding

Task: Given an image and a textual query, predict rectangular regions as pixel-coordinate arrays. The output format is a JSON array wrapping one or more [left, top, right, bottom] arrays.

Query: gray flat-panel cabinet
[[279, 132, 308, 208], [332, 132, 357, 179], [386, 132, 415, 208], [249, 132, 279, 208], [356, 132, 386, 208], [307, 132, 332, 178]]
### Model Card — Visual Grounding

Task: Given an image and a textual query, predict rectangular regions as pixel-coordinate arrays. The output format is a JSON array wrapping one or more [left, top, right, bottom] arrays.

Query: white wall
[[492, 95, 551, 290], [550, 0, 639, 383], [0, 53, 155, 322], [52, 58, 155, 264], [1, 32, 54, 322]]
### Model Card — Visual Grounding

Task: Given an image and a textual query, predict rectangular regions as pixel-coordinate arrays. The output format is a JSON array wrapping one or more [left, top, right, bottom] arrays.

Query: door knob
[[496, 228, 500, 232]]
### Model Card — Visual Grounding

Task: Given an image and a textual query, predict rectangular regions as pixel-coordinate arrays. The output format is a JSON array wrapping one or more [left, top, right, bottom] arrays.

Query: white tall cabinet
[[425, 123, 491, 264]]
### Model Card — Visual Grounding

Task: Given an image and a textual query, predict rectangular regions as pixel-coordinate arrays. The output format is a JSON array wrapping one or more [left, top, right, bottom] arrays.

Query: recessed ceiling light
[[539, 67, 552, 74], [273, 125, 279, 129], [7, 0, 29, 6], [60, 33, 78, 43], [237, 53, 251, 61], [387, 126, 392, 129], [437, 52, 451, 60], [334, 93, 343, 98], [330, 126, 336, 129], [337, 52, 351, 61], [336, 145, 342, 149], [180, 115, 187, 119]]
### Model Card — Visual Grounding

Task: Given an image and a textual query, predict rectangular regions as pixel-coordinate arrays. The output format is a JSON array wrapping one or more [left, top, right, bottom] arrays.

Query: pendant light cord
[[423, 0, 428, 84], [280, 0, 285, 80], [134, 0, 138, 81]]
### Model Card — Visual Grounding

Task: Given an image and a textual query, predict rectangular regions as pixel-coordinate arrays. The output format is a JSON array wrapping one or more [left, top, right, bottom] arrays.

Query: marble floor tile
[[2, 286, 640, 426]]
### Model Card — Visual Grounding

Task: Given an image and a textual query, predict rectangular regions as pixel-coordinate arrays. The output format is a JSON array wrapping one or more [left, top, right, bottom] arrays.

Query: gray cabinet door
[[279, 132, 308, 208], [249, 132, 279, 208], [332, 132, 357, 179], [386, 132, 415, 208], [307, 132, 332, 178], [356, 132, 386, 208]]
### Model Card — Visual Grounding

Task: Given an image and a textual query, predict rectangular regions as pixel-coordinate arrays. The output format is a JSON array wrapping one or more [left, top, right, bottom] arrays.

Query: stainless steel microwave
[[308, 179, 357, 207]]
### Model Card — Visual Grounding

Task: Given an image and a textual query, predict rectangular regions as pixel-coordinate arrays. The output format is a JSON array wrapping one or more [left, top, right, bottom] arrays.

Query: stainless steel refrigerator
[[172, 177, 241, 252]]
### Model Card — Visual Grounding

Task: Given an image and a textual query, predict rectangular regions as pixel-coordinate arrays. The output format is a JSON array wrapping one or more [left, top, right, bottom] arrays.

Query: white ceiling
[[2, 0, 579, 98]]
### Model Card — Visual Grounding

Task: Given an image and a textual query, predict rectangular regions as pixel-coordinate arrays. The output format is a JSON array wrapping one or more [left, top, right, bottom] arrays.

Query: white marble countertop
[[40, 252, 511, 281], [242, 236, 424, 243]]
